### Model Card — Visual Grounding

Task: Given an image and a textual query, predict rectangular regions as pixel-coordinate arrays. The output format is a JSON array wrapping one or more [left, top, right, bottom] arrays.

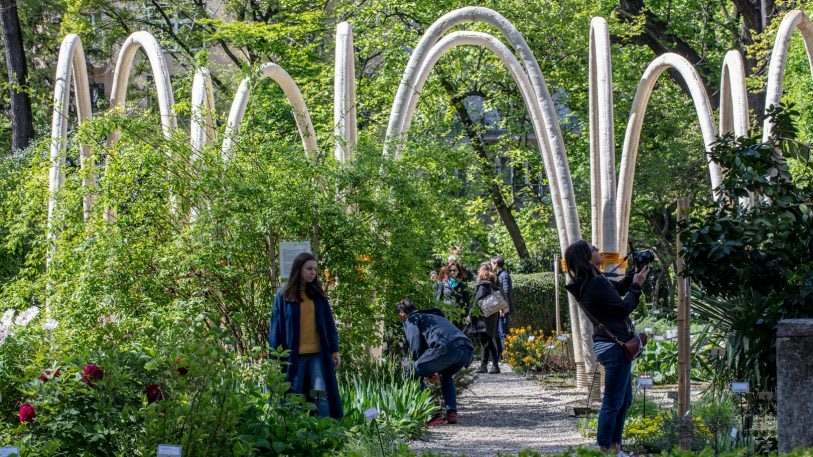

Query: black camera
[[630, 249, 655, 271]]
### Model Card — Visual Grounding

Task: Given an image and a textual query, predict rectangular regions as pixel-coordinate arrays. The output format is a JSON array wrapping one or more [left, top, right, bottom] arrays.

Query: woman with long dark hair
[[269, 252, 342, 419], [564, 240, 648, 456], [471, 262, 501, 374]]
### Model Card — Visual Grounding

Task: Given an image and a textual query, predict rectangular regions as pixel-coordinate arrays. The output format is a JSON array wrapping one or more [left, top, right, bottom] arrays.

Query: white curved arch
[[385, 6, 579, 250], [719, 50, 750, 138], [190, 67, 217, 156], [109, 31, 177, 140], [48, 34, 93, 245], [334, 22, 357, 162], [400, 30, 570, 252], [589, 17, 617, 257], [221, 63, 318, 159], [762, 10, 813, 141], [383, 6, 587, 384], [616, 53, 719, 256], [189, 67, 217, 222]]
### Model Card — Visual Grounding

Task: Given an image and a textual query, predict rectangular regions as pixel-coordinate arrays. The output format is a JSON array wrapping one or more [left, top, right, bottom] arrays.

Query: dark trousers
[[413, 343, 474, 411], [595, 344, 633, 448]]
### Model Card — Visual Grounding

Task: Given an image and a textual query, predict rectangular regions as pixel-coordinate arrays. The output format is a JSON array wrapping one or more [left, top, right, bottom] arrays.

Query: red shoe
[[427, 413, 445, 427], [445, 411, 458, 424]]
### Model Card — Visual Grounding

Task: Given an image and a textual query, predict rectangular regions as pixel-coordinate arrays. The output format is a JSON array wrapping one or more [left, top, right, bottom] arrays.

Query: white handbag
[[477, 287, 509, 317]]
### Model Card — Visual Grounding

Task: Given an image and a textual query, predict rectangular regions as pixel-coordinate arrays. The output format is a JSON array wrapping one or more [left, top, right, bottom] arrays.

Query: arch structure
[[47, 8, 813, 390], [220, 63, 319, 160], [48, 30, 327, 238], [381, 6, 593, 384], [48, 33, 93, 255], [762, 11, 813, 141], [381, 7, 813, 388]]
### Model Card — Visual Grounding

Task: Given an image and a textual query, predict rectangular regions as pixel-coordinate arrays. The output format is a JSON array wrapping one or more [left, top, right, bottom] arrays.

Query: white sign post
[[636, 374, 653, 417], [157, 445, 182, 457], [279, 240, 312, 280], [731, 381, 750, 445], [0, 446, 20, 457]]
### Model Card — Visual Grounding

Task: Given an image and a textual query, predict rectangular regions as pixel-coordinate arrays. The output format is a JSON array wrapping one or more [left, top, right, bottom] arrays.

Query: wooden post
[[676, 198, 691, 439]]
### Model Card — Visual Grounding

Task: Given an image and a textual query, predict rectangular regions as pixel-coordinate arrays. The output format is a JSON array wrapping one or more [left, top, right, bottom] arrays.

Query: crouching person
[[396, 299, 474, 426]]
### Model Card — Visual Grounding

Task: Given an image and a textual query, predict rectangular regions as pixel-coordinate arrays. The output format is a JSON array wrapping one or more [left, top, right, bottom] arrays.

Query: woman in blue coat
[[269, 252, 343, 419]]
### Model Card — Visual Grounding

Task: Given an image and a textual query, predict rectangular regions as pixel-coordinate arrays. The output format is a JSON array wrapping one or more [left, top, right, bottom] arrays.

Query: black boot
[[475, 362, 488, 373], [488, 364, 501, 374]]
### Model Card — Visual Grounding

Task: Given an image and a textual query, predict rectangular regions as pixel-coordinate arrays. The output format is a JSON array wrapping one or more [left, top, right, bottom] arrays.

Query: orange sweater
[[298, 292, 321, 354]]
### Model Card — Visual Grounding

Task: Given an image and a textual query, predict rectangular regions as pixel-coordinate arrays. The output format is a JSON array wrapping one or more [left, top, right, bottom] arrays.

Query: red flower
[[145, 383, 164, 404], [38, 367, 62, 383], [19, 403, 36, 423], [81, 363, 104, 385], [175, 357, 188, 376]]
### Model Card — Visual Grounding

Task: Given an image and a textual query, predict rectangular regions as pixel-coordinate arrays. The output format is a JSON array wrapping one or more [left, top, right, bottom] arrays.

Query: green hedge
[[509, 272, 570, 333]]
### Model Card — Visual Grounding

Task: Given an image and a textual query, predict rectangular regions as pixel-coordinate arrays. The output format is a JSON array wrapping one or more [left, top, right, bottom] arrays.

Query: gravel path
[[409, 364, 595, 456]]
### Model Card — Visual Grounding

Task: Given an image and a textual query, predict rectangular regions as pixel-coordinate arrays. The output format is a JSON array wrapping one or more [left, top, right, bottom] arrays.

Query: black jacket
[[496, 269, 514, 314], [403, 308, 473, 361], [564, 273, 641, 343]]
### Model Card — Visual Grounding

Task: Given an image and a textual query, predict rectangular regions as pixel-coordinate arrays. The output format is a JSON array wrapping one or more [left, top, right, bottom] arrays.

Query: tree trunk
[[0, 0, 35, 153], [438, 76, 530, 260]]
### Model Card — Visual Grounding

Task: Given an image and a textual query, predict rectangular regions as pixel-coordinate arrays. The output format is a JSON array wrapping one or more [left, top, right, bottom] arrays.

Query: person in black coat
[[564, 240, 648, 455], [397, 299, 474, 426], [471, 262, 501, 374]]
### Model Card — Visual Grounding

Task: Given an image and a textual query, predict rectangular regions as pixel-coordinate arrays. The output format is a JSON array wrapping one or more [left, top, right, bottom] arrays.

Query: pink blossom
[[19, 403, 36, 423], [81, 363, 104, 385]]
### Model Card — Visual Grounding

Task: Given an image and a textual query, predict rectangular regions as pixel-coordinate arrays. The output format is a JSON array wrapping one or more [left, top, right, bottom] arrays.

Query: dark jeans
[[497, 314, 510, 357], [290, 354, 330, 418], [413, 342, 474, 412], [595, 344, 633, 449]]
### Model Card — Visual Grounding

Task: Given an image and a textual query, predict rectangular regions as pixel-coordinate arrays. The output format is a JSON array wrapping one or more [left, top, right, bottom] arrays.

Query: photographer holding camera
[[564, 240, 650, 457]]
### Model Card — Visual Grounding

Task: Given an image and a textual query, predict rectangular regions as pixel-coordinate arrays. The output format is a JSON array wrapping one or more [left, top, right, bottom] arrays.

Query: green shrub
[[511, 272, 569, 332], [339, 358, 438, 441], [635, 341, 679, 384], [1, 318, 347, 456]]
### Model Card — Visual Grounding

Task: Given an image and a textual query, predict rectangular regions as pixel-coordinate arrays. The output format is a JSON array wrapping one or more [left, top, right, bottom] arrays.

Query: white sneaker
[[617, 450, 631, 457]]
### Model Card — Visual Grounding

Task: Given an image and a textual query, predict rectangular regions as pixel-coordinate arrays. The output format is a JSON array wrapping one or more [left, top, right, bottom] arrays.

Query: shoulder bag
[[477, 283, 509, 318], [576, 279, 648, 361]]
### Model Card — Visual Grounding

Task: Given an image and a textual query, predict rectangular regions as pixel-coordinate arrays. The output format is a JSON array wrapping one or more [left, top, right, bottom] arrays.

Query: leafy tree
[[679, 104, 813, 391]]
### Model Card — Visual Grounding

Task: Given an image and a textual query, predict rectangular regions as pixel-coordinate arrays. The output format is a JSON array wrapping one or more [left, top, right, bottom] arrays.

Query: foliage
[[502, 326, 574, 375], [511, 273, 568, 332], [0, 304, 346, 456], [339, 358, 438, 441], [679, 104, 813, 392], [635, 341, 680, 384], [625, 411, 713, 453]]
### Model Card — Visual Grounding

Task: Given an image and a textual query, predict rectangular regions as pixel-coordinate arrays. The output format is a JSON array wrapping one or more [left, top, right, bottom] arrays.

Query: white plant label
[[0, 447, 20, 457], [157, 444, 182, 457]]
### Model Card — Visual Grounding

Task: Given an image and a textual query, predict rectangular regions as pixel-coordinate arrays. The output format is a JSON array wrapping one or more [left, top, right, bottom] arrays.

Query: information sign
[[0, 446, 20, 457], [364, 407, 380, 421], [636, 375, 654, 390], [279, 241, 312, 280], [732, 382, 750, 394], [157, 445, 182, 457]]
